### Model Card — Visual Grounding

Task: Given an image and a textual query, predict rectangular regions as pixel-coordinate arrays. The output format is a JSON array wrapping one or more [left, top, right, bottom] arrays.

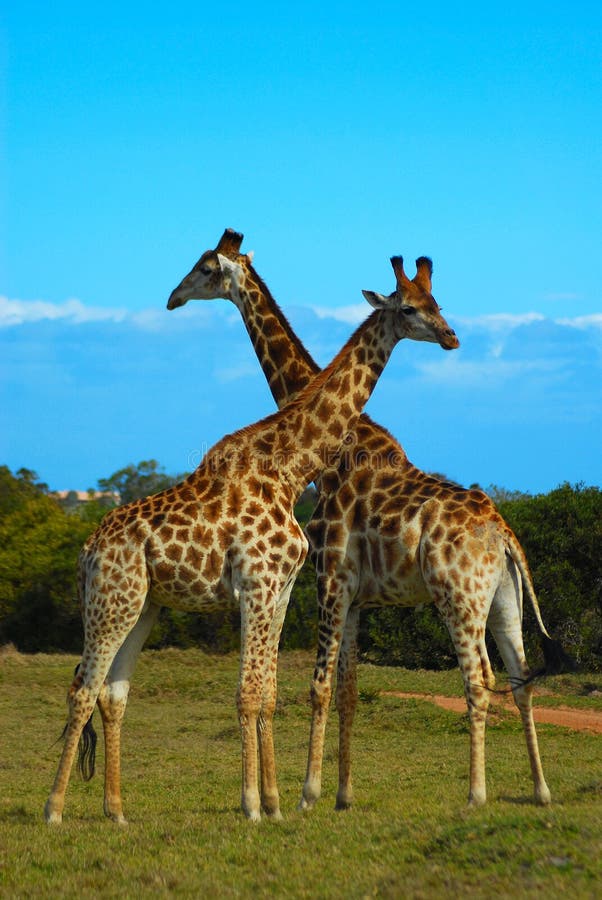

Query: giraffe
[[168, 229, 573, 809], [44, 240, 458, 825]]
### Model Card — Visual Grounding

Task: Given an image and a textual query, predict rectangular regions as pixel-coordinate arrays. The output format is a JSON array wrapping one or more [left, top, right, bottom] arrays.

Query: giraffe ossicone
[[45, 238, 457, 825], [168, 228, 574, 811]]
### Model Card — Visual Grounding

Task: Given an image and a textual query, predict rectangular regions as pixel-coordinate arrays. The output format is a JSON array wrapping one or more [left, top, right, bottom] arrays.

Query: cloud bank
[[1, 296, 600, 493], [0, 296, 128, 326]]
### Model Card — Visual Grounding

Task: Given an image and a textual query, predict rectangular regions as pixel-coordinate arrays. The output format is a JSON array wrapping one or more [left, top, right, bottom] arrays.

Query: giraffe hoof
[[264, 808, 283, 822], [44, 801, 62, 825], [242, 806, 261, 823], [298, 796, 316, 812], [535, 787, 552, 806], [113, 814, 129, 826], [104, 803, 128, 825]]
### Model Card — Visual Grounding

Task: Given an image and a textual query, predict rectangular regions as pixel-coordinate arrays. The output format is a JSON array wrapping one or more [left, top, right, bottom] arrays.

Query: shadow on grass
[[0, 805, 37, 822], [577, 779, 602, 797], [497, 795, 539, 806]]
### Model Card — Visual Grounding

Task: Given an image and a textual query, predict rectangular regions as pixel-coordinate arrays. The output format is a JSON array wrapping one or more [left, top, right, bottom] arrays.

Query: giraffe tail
[[505, 533, 577, 682], [59, 665, 98, 782], [77, 713, 97, 781], [58, 710, 97, 781]]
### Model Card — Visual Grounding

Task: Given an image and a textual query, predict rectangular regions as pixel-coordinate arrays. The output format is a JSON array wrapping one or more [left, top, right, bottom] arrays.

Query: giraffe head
[[167, 228, 249, 309], [362, 256, 459, 350]]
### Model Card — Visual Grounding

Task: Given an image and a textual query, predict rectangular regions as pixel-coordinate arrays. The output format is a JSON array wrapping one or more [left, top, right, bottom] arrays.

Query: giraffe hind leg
[[45, 585, 149, 824], [58, 664, 97, 782], [487, 561, 551, 805], [45, 661, 112, 824], [300, 590, 352, 811], [96, 599, 161, 824]]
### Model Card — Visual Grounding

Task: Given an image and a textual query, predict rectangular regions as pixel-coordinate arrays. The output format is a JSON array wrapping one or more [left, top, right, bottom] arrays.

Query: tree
[[0, 466, 48, 517], [0, 486, 102, 651], [97, 460, 184, 504]]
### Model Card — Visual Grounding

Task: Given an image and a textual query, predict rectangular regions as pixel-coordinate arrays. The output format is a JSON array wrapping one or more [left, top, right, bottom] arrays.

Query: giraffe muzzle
[[440, 329, 460, 350], [166, 289, 187, 310]]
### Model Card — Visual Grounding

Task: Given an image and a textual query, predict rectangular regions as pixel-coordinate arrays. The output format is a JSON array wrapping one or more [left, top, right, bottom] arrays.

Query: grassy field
[[0, 646, 600, 898]]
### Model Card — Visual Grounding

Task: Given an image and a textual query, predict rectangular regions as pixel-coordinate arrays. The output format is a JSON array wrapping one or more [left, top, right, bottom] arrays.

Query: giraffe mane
[[199, 310, 382, 468], [241, 256, 408, 463], [244, 261, 319, 374]]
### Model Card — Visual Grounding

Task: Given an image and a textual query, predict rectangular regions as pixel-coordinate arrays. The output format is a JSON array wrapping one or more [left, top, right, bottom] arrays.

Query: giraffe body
[[46, 433, 308, 825], [168, 229, 564, 809], [45, 244, 457, 824]]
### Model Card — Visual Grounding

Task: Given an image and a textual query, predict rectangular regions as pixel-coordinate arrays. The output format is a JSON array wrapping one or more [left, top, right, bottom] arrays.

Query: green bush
[[0, 468, 103, 651], [1, 465, 600, 670]]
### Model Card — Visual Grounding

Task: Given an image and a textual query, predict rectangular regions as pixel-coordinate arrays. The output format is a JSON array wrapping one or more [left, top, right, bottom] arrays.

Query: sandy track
[[382, 691, 602, 733]]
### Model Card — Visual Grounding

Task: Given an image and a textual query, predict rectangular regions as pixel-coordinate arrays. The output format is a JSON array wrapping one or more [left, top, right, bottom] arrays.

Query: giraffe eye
[[401, 306, 416, 316], [199, 264, 213, 276]]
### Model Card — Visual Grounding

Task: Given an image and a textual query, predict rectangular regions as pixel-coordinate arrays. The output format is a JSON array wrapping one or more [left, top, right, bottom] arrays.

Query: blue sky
[[1, 1, 601, 493]]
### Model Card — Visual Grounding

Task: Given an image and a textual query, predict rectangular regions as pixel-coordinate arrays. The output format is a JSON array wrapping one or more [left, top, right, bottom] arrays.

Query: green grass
[[1, 647, 600, 898]]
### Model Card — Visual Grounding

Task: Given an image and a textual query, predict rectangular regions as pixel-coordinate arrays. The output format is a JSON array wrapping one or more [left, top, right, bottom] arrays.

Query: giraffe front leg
[[299, 581, 348, 811], [257, 645, 284, 820], [299, 676, 332, 810], [257, 585, 294, 820], [238, 589, 276, 821], [335, 606, 360, 810], [445, 619, 493, 807], [463, 636, 494, 807], [239, 704, 261, 821], [466, 688, 490, 807]]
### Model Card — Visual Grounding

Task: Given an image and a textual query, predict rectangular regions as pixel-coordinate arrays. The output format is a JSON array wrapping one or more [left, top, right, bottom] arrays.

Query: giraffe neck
[[253, 307, 401, 495], [232, 265, 318, 408]]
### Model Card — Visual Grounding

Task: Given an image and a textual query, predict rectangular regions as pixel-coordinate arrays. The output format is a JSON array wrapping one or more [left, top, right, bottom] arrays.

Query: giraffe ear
[[246, 250, 255, 263], [216, 253, 240, 282], [362, 289, 389, 309]]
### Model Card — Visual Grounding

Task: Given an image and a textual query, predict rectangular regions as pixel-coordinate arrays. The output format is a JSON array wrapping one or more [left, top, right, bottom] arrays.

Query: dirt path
[[382, 691, 602, 734]]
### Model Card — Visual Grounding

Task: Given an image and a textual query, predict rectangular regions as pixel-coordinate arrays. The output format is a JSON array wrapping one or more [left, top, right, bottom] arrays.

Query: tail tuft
[[76, 715, 97, 782], [541, 634, 578, 676]]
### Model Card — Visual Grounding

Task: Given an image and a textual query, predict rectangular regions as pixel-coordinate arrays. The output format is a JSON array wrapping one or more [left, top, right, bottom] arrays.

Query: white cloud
[[0, 295, 241, 333], [310, 303, 367, 325], [5, 296, 601, 338], [556, 313, 602, 330], [0, 296, 127, 327], [2, 295, 599, 493], [454, 312, 546, 331], [414, 353, 562, 386]]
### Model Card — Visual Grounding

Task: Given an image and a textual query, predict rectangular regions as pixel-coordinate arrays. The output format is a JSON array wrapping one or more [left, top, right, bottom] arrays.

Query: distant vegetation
[[0, 464, 600, 670]]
